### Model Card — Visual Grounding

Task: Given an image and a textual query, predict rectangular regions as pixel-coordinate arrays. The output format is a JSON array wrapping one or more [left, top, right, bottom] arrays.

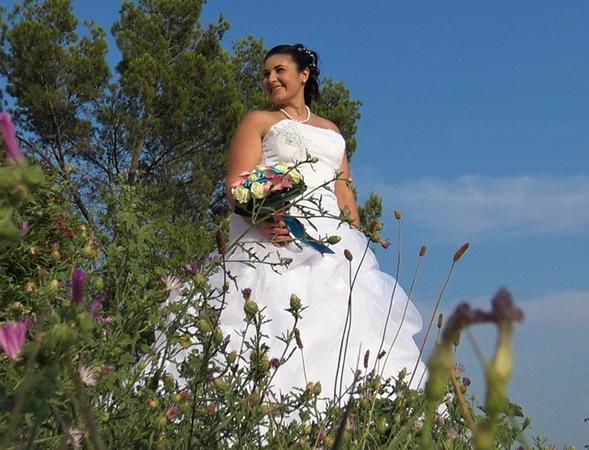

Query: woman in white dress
[[217, 44, 426, 400]]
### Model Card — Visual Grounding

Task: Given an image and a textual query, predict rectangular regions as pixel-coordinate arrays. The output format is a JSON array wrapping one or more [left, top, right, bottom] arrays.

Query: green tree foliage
[[1, 0, 364, 247]]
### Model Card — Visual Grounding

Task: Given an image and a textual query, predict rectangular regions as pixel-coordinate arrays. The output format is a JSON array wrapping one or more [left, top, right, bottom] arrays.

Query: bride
[[159, 44, 426, 401], [217, 44, 426, 398]]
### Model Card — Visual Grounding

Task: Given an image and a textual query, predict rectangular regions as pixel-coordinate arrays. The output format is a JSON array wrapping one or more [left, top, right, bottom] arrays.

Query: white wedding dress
[[158, 119, 426, 399]]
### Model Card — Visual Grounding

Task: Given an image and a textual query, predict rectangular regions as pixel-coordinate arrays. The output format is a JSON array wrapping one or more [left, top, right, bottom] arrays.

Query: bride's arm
[[225, 112, 264, 203], [335, 156, 361, 227], [226, 112, 290, 242]]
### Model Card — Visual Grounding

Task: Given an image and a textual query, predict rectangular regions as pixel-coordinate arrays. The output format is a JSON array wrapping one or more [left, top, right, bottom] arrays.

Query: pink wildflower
[[165, 403, 182, 421], [0, 320, 28, 360], [0, 112, 23, 162], [19, 222, 29, 235]]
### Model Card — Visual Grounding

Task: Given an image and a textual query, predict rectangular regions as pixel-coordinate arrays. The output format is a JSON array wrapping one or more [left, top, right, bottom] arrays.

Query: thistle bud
[[344, 249, 353, 261], [326, 235, 341, 244], [394, 210, 402, 220], [241, 288, 251, 300], [270, 357, 281, 369], [244, 299, 258, 320], [290, 293, 302, 311], [198, 318, 213, 334], [453, 242, 470, 262], [312, 381, 322, 396], [227, 351, 237, 364]]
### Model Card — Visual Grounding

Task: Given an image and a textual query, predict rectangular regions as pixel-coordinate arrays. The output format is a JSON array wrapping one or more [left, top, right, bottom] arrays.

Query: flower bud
[[326, 235, 341, 244], [206, 403, 217, 416], [289, 293, 302, 311], [226, 351, 237, 364], [244, 299, 258, 319]]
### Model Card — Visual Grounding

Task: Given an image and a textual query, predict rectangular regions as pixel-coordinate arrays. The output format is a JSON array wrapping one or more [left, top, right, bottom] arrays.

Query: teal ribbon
[[283, 215, 335, 255]]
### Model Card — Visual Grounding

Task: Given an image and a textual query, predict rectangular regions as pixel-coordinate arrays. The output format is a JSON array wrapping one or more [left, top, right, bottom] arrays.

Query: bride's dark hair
[[265, 43, 320, 106]]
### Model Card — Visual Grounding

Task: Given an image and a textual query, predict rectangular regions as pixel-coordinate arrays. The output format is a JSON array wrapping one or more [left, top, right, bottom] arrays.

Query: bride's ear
[[301, 67, 310, 84]]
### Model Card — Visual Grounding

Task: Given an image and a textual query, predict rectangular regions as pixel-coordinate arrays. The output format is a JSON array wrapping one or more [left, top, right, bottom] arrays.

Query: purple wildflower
[[90, 294, 107, 319], [0, 320, 28, 360], [71, 269, 87, 305], [0, 112, 24, 162]]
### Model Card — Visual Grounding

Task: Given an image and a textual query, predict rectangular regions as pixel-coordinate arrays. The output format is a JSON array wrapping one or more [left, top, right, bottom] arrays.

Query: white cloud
[[368, 175, 589, 239], [519, 290, 589, 328]]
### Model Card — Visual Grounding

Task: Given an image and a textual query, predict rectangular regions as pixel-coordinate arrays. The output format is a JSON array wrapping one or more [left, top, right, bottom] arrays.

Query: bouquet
[[230, 162, 334, 254]]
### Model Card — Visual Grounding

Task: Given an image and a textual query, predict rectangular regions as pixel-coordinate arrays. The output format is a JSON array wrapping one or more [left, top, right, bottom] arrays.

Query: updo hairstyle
[[265, 43, 320, 106]]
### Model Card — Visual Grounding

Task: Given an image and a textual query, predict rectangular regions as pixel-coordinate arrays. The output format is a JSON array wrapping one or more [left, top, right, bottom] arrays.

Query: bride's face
[[263, 54, 308, 105]]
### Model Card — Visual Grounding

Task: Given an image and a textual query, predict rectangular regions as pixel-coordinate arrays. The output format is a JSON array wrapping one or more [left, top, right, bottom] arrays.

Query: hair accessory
[[296, 45, 317, 69]]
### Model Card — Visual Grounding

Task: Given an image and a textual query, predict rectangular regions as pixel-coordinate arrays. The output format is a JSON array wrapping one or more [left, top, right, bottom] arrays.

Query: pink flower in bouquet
[[0, 112, 24, 162], [0, 319, 28, 360]]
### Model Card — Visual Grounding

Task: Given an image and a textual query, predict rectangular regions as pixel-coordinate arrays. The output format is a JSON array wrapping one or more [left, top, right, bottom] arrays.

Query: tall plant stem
[[0, 337, 41, 449], [449, 369, 476, 433], [380, 248, 426, 377], [70, 366, 105, 450], [375, 218, 402, 362], [409, 260, 457, 387]]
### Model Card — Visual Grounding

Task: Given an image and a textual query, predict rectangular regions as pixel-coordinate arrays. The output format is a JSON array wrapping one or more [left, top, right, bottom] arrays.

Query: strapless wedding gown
[[219, 120, 426, 395], [159, 119, 426, 399]]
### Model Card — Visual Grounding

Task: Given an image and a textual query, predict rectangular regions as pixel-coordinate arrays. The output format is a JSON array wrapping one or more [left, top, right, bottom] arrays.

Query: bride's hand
[[246, 216, 290, 245]]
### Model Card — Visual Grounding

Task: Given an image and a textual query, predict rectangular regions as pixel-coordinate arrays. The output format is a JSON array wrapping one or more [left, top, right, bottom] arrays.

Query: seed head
[[377, 350, 386, 360], [394, 210, 402, 220], [294, 327, 303, 349], [419, 245, 428, 256], [215, 229, 227, 255], [363, 350, 370, 369], [453, 242, 470, 262], [437, 313, 444, 329], [344, 249, 353, 261]]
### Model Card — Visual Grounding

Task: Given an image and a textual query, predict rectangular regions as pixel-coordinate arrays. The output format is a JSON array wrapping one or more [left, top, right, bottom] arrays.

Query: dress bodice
[[261, 120, 346, 206]]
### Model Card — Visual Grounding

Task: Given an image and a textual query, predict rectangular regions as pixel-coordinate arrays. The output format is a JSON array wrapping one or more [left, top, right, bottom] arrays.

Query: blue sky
[[7, 0, 588, 446], [201, 2, 589, 446]]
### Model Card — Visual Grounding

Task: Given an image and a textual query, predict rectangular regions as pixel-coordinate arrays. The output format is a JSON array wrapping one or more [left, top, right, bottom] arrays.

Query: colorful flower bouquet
[[230, 162, 306, 220], [230, 162, 333, 254]]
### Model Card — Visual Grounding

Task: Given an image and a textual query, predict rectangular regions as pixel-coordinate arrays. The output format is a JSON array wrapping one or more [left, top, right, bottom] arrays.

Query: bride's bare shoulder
[[313, 115, 342, 134], [239, 110, 281, 133]]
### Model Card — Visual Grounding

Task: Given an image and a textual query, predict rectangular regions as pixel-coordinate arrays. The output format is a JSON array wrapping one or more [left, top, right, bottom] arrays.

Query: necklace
[[280, 105, 311, 123]]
